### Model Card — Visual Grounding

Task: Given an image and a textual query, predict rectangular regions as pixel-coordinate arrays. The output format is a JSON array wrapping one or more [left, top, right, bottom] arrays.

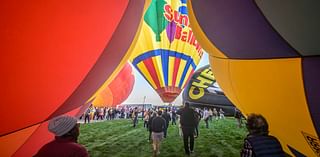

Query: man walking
[[161, 109, 171, 138], [177, 102, 197, 155], [151, 111, 166, 157]]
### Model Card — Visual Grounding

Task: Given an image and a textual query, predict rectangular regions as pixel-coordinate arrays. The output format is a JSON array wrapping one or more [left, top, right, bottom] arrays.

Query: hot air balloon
[[0, 0, 147, 156], [182, 65, 235, 115], [130, 0, 203, 103], [93, 62, 135, 108], [188, 0, 320, 156]]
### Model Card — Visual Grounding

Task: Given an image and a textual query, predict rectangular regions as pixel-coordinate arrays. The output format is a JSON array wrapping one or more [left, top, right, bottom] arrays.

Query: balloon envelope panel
[[182, 65, 233, 106], [93, 63, 135, 107], [130, 0, 203, 103], [188, 0, 320, 156], [182, 65, 235, 115], [1, 0, 127, 136], [0, 0, 145, 156]]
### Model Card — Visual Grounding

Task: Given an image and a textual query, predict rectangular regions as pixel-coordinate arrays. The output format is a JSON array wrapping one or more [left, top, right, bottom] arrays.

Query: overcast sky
[[123, 53, 209, 106]]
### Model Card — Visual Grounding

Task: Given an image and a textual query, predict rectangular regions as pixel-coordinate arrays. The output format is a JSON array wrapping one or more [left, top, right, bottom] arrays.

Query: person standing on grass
[[194, 108, 201, 138], [203, 108, 210, 128], [208, 109, 213, 122], [219, 108, 225, 119], [148, 111, 157, 141], [132, 107, 139, 127], [234, 108, 243, 128], [84, 108, 91, 124], [161, 108, 171, 138], [241, 113, 285, 157], [34, 115, 89, 157], [177, 102, 198, 155], [143, 110, 149, 128], [151, 110, 166, 157], [213, 108, 218, 120], [171, 110, 177, 125]]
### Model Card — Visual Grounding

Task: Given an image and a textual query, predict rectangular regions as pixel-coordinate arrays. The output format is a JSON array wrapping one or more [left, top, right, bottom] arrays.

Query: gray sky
[[124, 53, 209, 106]]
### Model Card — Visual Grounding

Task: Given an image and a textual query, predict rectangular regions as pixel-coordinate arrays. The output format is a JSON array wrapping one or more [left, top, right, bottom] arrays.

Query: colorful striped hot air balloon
[[188, 0, 320, 156], [130, 0, 203, 102]]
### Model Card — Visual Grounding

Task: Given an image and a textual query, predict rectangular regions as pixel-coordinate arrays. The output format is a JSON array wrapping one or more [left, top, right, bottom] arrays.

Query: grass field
[[79, 118, 248, 157]]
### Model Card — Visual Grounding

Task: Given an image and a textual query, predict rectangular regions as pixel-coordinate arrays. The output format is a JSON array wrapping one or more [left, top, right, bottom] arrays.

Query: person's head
[[48, 115, 80, 140], [157, 110, 162, 116], [152, 112, 157, 117], [246, 113, 269, 135], [184, 102, 190, 108]]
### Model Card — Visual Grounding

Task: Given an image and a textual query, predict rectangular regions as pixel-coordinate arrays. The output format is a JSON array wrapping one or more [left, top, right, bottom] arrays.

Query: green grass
[[79, 118, 248, 157]]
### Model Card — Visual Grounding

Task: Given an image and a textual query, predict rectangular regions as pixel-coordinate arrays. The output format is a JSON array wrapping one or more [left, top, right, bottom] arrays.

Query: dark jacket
[[151, 116, 166, 133], [177, 107, 197, 128], [34, 137, 89, 157], [148, 115, 155, 131], [241, 134, 285, 157], [162, 112, 171, 125]]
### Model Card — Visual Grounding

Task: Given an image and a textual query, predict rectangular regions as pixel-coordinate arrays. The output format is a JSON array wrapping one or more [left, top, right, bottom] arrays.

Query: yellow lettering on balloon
[[192, 76, 213, 88], [189, 86, 204, 99], [200, 68, 214, 80]]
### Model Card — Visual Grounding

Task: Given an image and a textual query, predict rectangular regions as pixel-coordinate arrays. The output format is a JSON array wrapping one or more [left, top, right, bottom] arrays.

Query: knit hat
[[48, 115, 78, 136]]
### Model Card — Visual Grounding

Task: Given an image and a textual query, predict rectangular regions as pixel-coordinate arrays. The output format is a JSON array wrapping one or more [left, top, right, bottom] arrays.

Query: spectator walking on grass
[[234, 108, 243, 128], [161, 109, 171, 138], [194, 108, 201, 138], [171, 110, 177, 125], [203, 108, 210, 128], [241, 113, 285, 157], [132, 107, 139, 127], [213, 108, 218, 120], [151, 110, 166, 157], [219, 108, 225, 119], [84, 108, 91, 124], [208, 108, 213, 122], [148, 111, 156, 141], [34, 115, 89, 157], [177, 102, 198, 155], [144, 110, 150, 128]]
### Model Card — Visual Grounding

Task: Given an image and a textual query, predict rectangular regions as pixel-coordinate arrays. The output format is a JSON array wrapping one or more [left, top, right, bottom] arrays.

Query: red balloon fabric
[[0, 0, 146, 156], [93, 63, 135, 107]]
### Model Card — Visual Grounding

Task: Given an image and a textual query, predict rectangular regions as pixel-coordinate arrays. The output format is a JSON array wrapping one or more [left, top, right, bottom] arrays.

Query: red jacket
[[34, 136, 89, 157]]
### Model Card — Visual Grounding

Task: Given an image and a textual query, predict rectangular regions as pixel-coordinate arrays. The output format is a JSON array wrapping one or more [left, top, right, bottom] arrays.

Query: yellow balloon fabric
[[188, 0, 320, 156]]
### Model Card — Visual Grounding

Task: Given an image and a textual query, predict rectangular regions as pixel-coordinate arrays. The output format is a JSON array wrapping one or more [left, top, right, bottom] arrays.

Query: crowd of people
[[34, 103, 285, 157], [79, 105, 148, 124]]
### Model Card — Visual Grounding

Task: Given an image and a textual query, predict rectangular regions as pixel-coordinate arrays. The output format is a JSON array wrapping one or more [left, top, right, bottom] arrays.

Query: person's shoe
[[190, 150, 194, 154], [157, 151, 160, 155]]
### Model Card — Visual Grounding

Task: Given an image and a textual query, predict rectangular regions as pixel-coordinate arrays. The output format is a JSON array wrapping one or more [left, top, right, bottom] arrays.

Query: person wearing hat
[[34, 115, 89, 157]]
